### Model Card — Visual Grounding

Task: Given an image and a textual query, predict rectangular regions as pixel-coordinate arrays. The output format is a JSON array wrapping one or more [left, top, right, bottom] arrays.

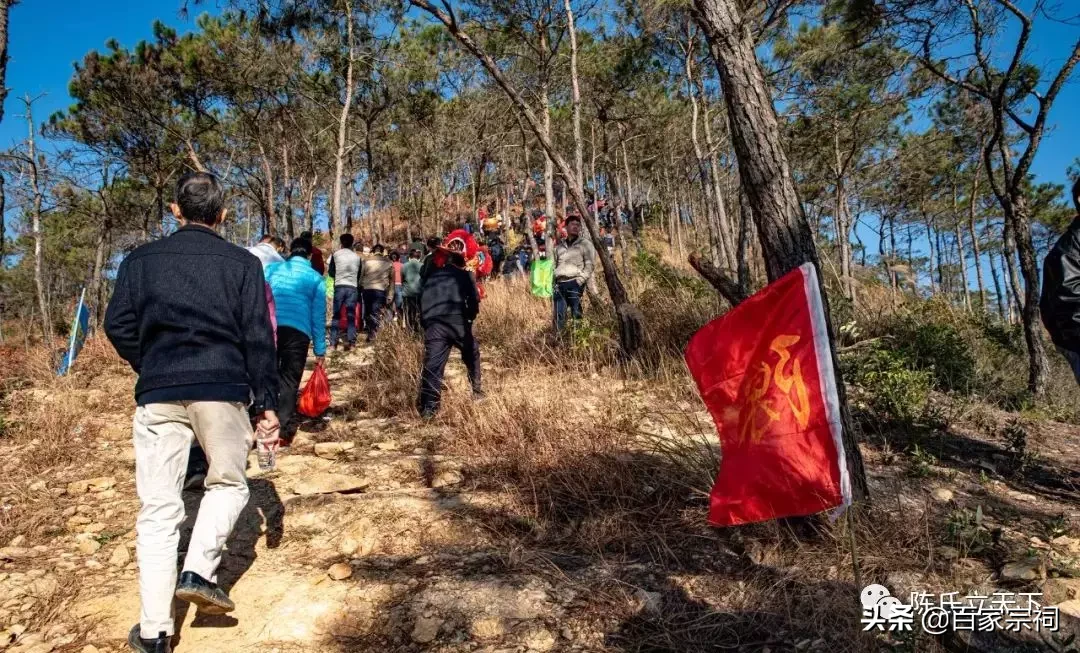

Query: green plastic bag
[[530, 258, 554, 298], [325, 273, 334, 300]]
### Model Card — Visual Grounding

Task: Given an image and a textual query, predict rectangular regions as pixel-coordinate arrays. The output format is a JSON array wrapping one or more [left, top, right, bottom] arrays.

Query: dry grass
[[0, 336, 130, 545], [3, 241, 1074, 651], [351, 248, 1080, 651]]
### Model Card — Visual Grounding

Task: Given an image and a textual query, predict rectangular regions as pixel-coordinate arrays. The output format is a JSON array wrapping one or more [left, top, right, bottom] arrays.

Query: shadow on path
[[172, 477, 285, 646]]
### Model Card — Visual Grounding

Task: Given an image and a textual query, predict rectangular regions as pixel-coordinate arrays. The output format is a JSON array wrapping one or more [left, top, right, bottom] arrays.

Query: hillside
[[3, 252, 1080, 652]]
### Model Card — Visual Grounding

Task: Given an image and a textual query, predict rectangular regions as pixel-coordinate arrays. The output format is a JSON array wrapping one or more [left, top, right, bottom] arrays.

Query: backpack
[[530, 258, 554, 298]]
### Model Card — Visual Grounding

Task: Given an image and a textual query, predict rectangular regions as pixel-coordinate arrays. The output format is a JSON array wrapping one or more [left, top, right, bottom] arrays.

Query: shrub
[[844, 345, 931, 424], [945, 506, 990, 557], [906, 444, 937, 478], [889, 312, 977, 394], [631, 249, 711, 299]]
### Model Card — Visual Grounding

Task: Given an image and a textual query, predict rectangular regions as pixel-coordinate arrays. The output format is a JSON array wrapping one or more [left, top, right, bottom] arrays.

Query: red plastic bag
[[297, 362, 332, 418]]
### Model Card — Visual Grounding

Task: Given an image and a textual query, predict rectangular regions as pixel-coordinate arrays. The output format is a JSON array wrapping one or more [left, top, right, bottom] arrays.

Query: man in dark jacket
[[419, 235, 443, 281], [1041, 178, 1080, 384], [300, 230, 325, 275], [105, 172, 278, 653], [417, 241, 482, 417]]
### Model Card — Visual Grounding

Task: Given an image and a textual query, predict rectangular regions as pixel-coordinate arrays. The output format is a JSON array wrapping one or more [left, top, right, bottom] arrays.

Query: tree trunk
[[737, 188, 752, 291], [256, 139, 277, 237], [0, 2, 10, 128], [1002, 222, 1024, 323], [689, 0, 868, 501], [565, 0, 584, 191], [695, 67, 737, 270], [25, 97, 53, 346], [955, 223, 971, 313], [621, 140, 637, 238], [331, 0, 356, 234], [590, 121, 599, 197], [90, 221, 109, 327], [282, 140, 295, 240], [968, 158, 986, 311], [674, 185, 685, 260], [854, 215, 866, 267], [987, 243, 1006, 321], [305, 173, 319, 233], [835, 177, 853, 301], [936, 228, 946, 293], [684, 46, 725, 267], [998, 251, 1014, 322], [924, 214, 938, 295], [412, 0, 643, 355], [1007, 194, 1049, 396], [539, 33, 555, 220]]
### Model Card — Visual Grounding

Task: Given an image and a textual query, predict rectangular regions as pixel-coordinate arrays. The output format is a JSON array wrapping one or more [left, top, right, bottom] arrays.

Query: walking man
[[402, 247, 424, 332], [391, 251, 405, 319], [552, 214, 595, 331], [328, 233, 361, 351], [299, 230, 325, 275], [487, 234, 506, 280], [104, 172, 278, 653], [418, 239, 482, 417], [1042, 177, 1080, 385], [360, 244, 394, 342], [266, 238, 327, 441], [246, 234, 285, 268]]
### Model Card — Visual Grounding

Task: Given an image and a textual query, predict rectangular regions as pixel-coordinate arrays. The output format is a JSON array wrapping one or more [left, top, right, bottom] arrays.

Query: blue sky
[[0, 0, 1076, 277], [1, 1, 1074, 184], [0, 0, 214, 150]]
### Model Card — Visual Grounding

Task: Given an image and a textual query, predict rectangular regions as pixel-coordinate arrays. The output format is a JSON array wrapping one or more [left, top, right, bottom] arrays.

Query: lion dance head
[[435, 229, 493, 299]]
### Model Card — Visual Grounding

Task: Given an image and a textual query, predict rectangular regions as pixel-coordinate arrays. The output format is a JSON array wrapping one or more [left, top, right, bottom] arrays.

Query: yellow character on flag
[[739, 361, 780, 445], [770, 335, 811, 429], [738, 334, 812, 445]]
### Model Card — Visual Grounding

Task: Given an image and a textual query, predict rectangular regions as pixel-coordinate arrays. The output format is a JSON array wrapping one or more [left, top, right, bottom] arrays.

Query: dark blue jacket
[[104, 225, 279, 411], [420, 264, 479, 331]]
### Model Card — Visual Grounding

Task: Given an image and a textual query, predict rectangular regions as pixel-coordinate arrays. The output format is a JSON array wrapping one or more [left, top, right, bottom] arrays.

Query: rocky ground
[[4, 340, 1080, 652], [0, 348, 641, 653]]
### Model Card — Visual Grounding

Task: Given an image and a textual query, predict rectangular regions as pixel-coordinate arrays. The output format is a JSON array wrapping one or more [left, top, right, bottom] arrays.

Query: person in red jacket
[[300, 231, 326, 275]]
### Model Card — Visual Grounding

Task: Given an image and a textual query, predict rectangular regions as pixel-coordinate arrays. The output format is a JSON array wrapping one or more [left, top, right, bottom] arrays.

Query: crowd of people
[[102, 171, 602, 653]]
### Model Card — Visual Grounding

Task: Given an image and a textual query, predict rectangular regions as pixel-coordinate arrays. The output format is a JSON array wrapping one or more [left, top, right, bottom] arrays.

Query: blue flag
[[57, 289, 91, 376]]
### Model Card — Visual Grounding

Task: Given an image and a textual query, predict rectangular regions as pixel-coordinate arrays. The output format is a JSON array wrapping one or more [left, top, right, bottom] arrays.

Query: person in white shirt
[[328, 233, 363, 350], [247, 234, 285, 270]]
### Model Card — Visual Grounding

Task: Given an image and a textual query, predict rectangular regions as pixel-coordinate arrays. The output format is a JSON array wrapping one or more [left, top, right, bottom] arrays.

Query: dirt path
[[2, 349, 584, 653], [8, 342, 1080, 652]]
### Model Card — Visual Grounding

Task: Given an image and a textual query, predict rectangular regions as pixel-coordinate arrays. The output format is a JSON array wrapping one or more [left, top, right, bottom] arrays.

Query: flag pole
[[60, 288, 85, 376], [846, 509, 863, 590]]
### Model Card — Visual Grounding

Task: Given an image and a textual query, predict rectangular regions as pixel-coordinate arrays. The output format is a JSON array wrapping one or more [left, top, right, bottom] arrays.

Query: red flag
[[684, 263, 851, 526]]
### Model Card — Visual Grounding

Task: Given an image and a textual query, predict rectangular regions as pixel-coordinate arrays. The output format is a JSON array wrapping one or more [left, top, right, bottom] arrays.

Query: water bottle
[[256, 425, 278, 471]]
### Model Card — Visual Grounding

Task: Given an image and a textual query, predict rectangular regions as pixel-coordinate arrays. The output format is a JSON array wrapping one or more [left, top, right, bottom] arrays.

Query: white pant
[[133, 401, 252, 639]]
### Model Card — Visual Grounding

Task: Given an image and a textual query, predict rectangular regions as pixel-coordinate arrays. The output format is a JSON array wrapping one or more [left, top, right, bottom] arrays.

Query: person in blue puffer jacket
[[265, 238, 327, 441]]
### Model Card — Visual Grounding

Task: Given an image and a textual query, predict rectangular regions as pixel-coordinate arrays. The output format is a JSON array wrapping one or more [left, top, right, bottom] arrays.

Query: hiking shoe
[[174, 571, 235, 614], [472, 390, 486, 402], [128, 625, 171, 653]]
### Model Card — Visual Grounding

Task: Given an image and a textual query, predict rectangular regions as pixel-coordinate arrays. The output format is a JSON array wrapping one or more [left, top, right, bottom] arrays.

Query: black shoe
[[174, 571, 235, 615], [128, 625, 171, 653]]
